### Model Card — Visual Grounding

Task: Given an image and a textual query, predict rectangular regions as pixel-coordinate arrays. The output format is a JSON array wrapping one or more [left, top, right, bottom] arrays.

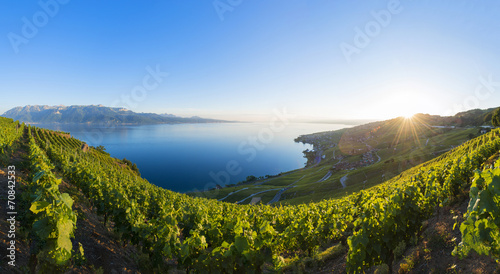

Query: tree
[[131, 163, 141, 176], [94, 145, 109, 155], [492, 108, 500, 127], [303, 149, 316, 166], [484, 113, 493, 124], [123, 158, 132, 166]]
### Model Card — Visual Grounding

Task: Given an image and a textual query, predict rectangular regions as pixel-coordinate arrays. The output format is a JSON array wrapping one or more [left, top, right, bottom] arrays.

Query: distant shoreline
[[16, 120, 238, 126]]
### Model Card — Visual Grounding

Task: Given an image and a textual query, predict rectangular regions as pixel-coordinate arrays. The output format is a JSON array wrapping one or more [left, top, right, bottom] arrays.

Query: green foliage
[[347, 130, 500, 273], [122, 157, 132, 166], [74, 242, 86, 266], [0, 117, 24, 159], [20, 123, 500, 272], [94, 145, 109, 155], [484, 112, 493, 124], [453, 160, 500, 260], [26, 130, 77, 270], [399, 254, 417, 273], [492, 108, 500, 127], [302, 149, 316, 166], [122, 158, 141, 176], [394, 241, 407, 260]]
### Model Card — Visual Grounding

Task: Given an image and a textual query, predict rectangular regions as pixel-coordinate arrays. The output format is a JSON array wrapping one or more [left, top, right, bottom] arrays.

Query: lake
[[35, 122, 348, 193]]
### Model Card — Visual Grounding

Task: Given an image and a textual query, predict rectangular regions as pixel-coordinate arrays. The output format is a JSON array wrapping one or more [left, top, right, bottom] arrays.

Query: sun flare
[[380, 90, 422, 120], [403, 113, 416, 119]]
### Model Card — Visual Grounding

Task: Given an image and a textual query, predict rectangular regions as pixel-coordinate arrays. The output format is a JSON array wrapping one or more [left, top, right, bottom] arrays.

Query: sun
[[380, 90, 421, 119], [403, 112, 416, 119], [396, 107, 417, 119]]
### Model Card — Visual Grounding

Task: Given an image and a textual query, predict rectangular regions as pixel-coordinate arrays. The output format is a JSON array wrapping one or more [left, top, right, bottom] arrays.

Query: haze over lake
[[35, 123, 348, 192]]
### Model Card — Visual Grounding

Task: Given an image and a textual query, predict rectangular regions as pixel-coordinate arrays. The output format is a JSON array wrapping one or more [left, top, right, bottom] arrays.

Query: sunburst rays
[[391, 115, 434, 149]]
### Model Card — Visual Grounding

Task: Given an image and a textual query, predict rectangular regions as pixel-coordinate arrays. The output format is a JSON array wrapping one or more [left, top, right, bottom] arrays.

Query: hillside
[[413, 108, 497, 127], [2, 105, 228, 125], [197, 109, 497, 205], [1, 115, 500, 272]]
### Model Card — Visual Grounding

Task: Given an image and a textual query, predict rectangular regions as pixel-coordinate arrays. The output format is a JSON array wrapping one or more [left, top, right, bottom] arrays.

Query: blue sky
[[1, 1, 499, 121]]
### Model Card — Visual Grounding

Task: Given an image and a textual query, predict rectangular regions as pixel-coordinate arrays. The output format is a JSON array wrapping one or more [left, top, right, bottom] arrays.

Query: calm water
[[35, 123, 347, 193]]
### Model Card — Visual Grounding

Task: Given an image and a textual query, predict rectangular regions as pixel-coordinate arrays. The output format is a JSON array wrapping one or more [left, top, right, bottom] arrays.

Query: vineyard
[[0, 118, 24, 160], [1, 116, 500, 273]]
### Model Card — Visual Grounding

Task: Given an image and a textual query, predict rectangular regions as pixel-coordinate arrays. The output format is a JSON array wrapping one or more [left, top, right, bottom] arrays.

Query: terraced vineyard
[[199, 117, 483, 206], [0, 118, 24, 156], [2, 116, 500, 272]]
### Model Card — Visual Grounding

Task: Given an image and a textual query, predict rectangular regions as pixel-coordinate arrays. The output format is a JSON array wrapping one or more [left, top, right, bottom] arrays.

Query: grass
[[192, 122, 483, 206]]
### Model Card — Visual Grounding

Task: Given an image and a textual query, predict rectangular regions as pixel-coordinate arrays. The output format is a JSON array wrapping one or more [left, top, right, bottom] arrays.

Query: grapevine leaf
[[242, 250, 253, 261], [30, 201, 50, 214], [489, 175, 500, 196], [235, 235, 249, 253], [373, 242, 382, 255], [181, 243, 190, 260], [57, 234, 73, 252], [32, 171, 46, 183], [221, 241, 230, 248], [33, 217, 52, 239], [60, 193, 74, 209], [57, 217, 74, 239], [479, 190, 498, 215]]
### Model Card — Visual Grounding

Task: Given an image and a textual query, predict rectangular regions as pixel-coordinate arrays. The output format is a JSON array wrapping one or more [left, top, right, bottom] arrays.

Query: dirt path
[[313, 149, 324, 165], [58, 180, 142, 273], [0, 168, 31, 273], [218, 187, 249, 201], [340, 175, 348, 188], [0, 131, 32, 272], [374, 150, 381, 163], [267, 175, 305, 205], [267, 186, 296, 205], [0, 130, 142, 273], [235, 188, 282, 204], [317, 171, 332, 183]]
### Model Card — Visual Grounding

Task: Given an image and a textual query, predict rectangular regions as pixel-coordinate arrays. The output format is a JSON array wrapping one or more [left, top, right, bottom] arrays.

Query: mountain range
[[2, 105, 229, 125]]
